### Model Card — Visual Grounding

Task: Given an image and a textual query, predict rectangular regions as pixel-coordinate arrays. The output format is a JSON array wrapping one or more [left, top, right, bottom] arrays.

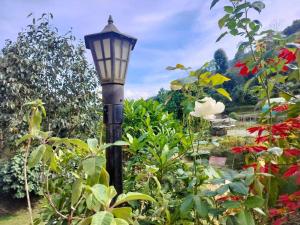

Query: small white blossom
[[190, 97, 225, 120]]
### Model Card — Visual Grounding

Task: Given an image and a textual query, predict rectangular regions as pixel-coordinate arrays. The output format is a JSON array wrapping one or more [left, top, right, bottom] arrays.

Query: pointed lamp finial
[[108, 15, 113, 24]]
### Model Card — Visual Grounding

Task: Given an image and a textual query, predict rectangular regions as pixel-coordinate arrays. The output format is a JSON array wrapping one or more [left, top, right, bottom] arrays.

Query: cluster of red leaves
[[272, 104, 289, 112], [246, 116, 300, 144], [234, 48, 297, 76], [234, 61, 259, 77], [243, 162, 279, 174], [268, 48, 297, 72], [231, 145, 267, 154], [278, 48, 297, 64], [269, 191, 300, 225]]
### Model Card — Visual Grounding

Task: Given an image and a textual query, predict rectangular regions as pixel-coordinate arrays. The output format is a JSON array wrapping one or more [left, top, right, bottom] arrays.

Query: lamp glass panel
[[115, 59, 121, 79], [98, 61, 106, 79], [114, 39, 122, 59], [103, 39, 111, 58], [105, 59, 112, 79], [120, 61, 127, 79], [122, 41, 130, 60], [93, 41, 103, 60]]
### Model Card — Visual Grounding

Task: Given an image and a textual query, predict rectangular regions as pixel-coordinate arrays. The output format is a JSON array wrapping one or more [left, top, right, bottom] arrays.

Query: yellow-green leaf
[[170, 80, 183, 90], [28, 144, 46, 169], [71, 179, 83, 206], [113, 192, 155, 207], [216, 88, 232, 101], [210, 73, 230, 86], [111, 207, 132, 222]]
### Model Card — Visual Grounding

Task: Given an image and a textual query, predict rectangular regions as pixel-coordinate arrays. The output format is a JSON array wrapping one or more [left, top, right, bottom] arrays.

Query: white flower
[[190, 97, 225, 120]]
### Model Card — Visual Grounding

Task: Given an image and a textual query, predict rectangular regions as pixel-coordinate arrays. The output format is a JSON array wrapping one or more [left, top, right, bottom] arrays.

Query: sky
[[1, 0, 299, 99]]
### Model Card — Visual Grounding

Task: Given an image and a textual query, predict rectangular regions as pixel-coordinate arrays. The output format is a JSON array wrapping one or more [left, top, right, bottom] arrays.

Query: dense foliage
[[0, 152, 42, 198], [0, 14, 101, 154], [19, 100, 154, 225]]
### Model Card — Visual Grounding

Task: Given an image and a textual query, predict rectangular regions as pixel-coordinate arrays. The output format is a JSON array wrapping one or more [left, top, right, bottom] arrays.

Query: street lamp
[[84, 15, 137, 194]]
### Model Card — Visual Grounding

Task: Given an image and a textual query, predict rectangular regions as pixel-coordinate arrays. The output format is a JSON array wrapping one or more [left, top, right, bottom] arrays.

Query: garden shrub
[[0, 152, 42, 198], [229, 112, 238, 120]]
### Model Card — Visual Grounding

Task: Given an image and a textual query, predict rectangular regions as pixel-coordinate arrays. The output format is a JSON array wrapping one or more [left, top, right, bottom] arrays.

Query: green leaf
[[253, 207, 266, 216], [193, 196, 208, 218], [113, 192, 155, 207], [126, 133, 133, 143], [229, 182, 249, 195], [210, 0, 220, 9], [71, 179, 83, 206], [216, 88, 232, 101], [222, 200, 241, 209], [252, 1, 265, 13], [99, 167, 110, 187], [113, 141, 129, 146], [82, 156, 105, 176], [230, 29, 239, 35], [236, 210, 255, 225], [92, 184, 114, 206], [160, 144, 169, 164], [224, 6, 234, 13], [234, 2, 251, 13], [87, 138, 98, 152], [30, 109, 42, 135], [218, 14, 230, 29], [16, 134, 33, 146], [243, 77, 256, 91], [91, 211, 114, 225], [114, 218, 129, 225], [216, 31, 228, 42], [111, 207, 132, 222], [245, 196, 264, 209], [86, 193, 101, 211], [216, 184, 229, 195], [79, 217, 92, 225], [67, 139, 89, 150], [180, 195, 193, 216], [28, 144, 46, 169]]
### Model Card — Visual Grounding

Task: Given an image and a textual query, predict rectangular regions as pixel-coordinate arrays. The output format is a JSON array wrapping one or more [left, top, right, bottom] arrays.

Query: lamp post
[[84, 15, 137, 195]]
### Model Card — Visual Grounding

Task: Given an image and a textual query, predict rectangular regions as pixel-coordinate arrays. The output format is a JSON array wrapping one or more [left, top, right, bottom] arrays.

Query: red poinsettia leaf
[[269, 208, 279, 217], [239, 66, 249, 76], [273, 104, 289, 112], [273, 216, 288, 225], [232, 146, 244, 154], [284, 149, 300, 157], [283, 165, 299, 177], [282, 65, 289, 72], [247, 125, 265, 136], [251, 66, 258, 74], [235, 61, 246, 67]]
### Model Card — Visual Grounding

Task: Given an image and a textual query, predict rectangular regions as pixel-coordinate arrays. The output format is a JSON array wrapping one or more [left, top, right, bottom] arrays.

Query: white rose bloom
[[190, 97, 225, 120]]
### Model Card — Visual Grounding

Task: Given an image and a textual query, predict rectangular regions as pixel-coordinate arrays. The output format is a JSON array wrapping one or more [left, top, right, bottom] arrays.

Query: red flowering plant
[[212, 0, 300, 223]]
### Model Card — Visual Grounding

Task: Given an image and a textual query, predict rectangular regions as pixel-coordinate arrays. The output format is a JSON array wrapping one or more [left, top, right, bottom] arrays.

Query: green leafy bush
[[123, 99, 181, 137], [229, 112, 238, 120], [0, 152, 42, 198]]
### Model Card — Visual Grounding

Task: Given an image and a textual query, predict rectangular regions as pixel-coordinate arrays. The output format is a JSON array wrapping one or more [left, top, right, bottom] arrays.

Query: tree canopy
[[0, 14, 102, 152]]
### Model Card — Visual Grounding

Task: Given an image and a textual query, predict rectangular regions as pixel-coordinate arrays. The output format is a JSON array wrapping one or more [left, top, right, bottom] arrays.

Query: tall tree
[[0, 14, 102, 152], [214, 48, 229, 74]]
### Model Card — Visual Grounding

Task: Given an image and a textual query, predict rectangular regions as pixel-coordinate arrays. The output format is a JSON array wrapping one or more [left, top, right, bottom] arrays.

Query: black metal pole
[[102, 84, 124, 195]]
